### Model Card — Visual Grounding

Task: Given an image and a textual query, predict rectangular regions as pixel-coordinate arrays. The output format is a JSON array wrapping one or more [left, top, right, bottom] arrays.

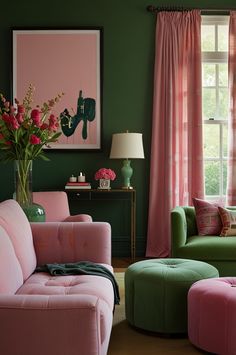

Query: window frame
[[201, 15, 229, 200]]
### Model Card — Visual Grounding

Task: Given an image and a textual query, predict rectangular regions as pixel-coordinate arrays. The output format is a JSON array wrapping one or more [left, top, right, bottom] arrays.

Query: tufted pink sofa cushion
[[0, 226, 23, 294], [17, 269, 114, 310], [0, 200, 36, 280]]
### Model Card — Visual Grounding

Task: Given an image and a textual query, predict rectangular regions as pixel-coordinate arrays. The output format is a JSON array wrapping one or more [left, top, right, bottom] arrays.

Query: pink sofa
[[0, 199, 114, 355]]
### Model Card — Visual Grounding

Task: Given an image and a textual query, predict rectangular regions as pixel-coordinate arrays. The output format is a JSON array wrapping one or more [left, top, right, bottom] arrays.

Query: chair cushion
[[181, 235, 236, 260], [0, 200, 36, 280], [0, 226, 23, 294]]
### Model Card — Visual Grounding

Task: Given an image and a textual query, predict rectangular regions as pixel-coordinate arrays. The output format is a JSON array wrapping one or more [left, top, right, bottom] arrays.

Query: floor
[[112, 257, 144, 271]]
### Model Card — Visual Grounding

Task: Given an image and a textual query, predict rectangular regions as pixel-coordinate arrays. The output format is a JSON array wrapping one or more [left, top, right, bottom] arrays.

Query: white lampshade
[[110, 132, 145, 159]]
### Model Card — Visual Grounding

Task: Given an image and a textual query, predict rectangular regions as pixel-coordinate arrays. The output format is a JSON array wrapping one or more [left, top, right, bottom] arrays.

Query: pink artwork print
[[12, 29, 101, 149]]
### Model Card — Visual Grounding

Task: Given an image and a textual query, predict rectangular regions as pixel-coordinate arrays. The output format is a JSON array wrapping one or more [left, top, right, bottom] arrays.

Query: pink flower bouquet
[[94, 168, 116, 181], [0, 84, 63, 162]]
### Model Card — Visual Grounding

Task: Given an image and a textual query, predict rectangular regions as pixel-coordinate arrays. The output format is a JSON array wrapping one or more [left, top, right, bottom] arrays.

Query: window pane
[[223, 124, 228, 157], [223, 160, 227, 195], [204, 161, 220, 195], [203, 88, 216, 119], [219, 88, 229, 119], [203, 64, 215, 86], [218, 64, 228, 86], [202, 25, 215, 51], [218, 25, 228, 51], [204, 124, 219, 158]]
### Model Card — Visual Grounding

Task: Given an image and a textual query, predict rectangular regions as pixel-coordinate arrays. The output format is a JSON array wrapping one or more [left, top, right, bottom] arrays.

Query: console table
[[66, 189, 136, 260]]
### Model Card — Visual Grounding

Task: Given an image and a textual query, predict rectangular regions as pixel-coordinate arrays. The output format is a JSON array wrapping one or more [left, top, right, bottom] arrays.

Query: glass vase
[[14, 160, 33, 206], [14, 160, 45, 222]]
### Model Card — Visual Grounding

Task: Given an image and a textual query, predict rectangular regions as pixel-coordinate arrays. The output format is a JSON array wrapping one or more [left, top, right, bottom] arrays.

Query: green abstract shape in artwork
[[60, 90, 96, 140]]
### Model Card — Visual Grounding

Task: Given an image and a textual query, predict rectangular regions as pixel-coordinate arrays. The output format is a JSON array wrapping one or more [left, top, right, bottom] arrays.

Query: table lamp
[[110, 132, 144, 189]]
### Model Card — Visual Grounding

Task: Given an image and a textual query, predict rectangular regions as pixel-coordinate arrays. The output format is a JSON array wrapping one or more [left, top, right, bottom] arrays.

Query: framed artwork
[[12, 28, 103, 150]]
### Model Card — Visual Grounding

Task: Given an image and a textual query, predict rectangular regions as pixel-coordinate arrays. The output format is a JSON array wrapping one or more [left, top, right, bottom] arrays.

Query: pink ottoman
[[188, 278, 236, 355]]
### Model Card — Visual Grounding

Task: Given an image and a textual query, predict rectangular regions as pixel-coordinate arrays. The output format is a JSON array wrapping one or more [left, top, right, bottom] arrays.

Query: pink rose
[[30, 134, 41, 145]]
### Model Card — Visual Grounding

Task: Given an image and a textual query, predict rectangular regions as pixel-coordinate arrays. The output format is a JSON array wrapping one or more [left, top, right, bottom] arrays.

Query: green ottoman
[[125, 258, 219, 334]]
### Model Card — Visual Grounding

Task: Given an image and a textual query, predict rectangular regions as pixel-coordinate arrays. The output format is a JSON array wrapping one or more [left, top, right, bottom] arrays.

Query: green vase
[[14, 160, 45, 222]]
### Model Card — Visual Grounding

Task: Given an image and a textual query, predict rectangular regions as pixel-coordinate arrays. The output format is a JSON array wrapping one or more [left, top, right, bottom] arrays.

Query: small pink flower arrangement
[[95, 168, 116, 181]]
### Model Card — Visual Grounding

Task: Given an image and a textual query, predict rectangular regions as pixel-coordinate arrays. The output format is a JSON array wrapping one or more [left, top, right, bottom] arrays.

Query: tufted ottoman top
[[126, 258, 218, 281], [125, 258, 219, 333]]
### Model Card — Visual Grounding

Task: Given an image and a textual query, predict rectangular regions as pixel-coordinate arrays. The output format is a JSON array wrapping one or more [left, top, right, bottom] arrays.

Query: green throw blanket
[[35, 261, 120, 305]]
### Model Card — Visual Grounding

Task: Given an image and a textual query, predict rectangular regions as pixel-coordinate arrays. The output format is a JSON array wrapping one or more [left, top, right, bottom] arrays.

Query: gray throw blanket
[[35, 261, 120, 305]]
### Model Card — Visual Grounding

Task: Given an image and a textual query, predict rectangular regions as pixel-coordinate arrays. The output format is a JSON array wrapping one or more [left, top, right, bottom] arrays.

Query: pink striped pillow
[[192, 198, 222, 236]]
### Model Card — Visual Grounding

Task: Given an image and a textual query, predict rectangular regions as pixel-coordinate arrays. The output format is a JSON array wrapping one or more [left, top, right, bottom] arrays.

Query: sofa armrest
[[0, 294, 112, 355], [171, 207, 188, 256], [30, 222, 111, 266]]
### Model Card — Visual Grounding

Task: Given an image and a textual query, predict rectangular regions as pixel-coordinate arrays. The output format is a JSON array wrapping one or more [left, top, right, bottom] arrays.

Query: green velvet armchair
[[171, 206, 236, 276]]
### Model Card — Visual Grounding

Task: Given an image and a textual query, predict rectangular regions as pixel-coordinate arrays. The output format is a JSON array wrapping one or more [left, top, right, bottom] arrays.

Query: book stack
[[65, 182, 92, 190]]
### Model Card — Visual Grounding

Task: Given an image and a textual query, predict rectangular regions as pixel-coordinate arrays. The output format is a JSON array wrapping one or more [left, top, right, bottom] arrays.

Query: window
[[201, 15, 229, 200]]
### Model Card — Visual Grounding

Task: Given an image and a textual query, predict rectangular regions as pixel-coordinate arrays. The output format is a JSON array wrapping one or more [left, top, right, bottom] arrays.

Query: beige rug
[[108, 273, 206, 355]]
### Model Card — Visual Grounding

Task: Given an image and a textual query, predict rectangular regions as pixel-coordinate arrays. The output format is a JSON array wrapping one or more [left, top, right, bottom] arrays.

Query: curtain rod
[[146, 5, 232, 14]]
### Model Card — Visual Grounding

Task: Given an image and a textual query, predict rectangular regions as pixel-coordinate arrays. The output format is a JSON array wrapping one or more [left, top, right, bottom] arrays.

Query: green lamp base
[[121, 159, 133, 189]]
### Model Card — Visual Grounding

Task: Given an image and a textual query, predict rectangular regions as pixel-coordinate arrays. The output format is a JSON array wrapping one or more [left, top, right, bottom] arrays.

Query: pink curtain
[[227, 11, 236, 206], [146, 10, 204, 257]]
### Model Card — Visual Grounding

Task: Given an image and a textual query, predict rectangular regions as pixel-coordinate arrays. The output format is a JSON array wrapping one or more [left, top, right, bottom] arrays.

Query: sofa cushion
[[179, 235, 236, 260], [0, 200, 36, 280], [16, 267, 114, 311], [192, 198, 222, 236], [218, 206, 236, 236], [0, 225, 23, 294]]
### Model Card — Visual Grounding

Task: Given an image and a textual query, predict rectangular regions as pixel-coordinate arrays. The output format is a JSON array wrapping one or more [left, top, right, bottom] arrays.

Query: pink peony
[[95, 168, 116, 181], [30, 134, 41, 145]]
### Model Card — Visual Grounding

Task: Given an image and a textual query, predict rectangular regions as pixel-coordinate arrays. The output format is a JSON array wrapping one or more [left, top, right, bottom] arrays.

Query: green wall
[[1, 0, 236, 256]]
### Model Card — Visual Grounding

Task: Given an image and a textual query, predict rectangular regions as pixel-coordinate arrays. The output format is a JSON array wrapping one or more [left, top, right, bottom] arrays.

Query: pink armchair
[[33, 191, 92, 222], [0, 199, 113, 355]]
